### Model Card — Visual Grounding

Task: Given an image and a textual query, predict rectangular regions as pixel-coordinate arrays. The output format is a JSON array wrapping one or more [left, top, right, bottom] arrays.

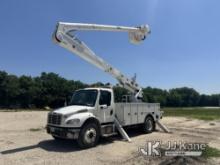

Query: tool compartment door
[[123, 104, 131, 125], [131, 104, 138, 124], [137, 104, 145, 124]]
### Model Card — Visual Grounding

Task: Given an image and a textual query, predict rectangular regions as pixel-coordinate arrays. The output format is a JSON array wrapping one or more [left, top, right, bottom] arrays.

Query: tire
[[143, 116, 155, 133], [77, 122, 100, 149]]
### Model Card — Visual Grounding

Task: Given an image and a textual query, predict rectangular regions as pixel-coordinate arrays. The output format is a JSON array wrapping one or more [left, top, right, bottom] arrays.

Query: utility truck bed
[[115, 103, 161, 126]]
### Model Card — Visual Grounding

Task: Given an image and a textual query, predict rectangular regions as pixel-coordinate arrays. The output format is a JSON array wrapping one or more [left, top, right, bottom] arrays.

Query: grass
[[163, 107, 220, 121], [202, 146, 220, 158]]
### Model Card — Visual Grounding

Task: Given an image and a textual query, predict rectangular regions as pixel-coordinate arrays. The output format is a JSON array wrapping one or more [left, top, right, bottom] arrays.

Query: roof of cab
[[84, 87, 113, 92]]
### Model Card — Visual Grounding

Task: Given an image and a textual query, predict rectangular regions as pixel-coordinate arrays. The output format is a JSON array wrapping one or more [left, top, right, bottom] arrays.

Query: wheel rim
[[146, 118, 153, 131], [84, 127, 97, 144]]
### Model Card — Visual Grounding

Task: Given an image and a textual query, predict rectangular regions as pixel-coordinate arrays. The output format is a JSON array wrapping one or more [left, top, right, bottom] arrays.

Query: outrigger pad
[[156, 120, 171, 133], [114, 117, 132, 142]]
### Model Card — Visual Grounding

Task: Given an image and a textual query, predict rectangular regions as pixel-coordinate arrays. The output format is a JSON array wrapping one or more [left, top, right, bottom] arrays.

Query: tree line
[[0, 70, 219, 109]]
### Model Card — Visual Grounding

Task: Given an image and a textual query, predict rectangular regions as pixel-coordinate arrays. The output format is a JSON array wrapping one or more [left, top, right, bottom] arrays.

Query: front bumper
[[46, 125, 80, 139]]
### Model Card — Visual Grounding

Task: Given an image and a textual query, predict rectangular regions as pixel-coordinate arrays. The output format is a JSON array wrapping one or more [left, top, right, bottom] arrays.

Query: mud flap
[[114, 117, 131, 142], [156, 120, 171, 133]]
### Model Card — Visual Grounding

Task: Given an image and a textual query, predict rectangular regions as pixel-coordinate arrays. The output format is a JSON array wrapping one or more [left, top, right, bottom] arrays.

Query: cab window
[[99, 90, 111, 106]]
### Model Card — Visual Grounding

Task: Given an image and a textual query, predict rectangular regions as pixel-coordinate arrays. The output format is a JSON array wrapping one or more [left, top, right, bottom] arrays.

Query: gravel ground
[[0, 111, 220, 165]]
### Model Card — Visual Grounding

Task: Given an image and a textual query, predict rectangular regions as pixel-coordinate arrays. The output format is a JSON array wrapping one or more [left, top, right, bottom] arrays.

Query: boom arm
[[52, 22, 150, 101]]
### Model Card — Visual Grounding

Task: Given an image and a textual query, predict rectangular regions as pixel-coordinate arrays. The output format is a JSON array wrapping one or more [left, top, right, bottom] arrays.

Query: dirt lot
[[0, 111, 220, 165]]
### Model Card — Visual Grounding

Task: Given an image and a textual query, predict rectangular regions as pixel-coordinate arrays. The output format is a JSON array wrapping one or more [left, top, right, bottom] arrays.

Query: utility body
[[46, 22, 167, 148]]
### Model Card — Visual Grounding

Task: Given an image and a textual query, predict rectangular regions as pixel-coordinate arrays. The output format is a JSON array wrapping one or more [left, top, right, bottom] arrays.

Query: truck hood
[[53, 105, 94, 115]]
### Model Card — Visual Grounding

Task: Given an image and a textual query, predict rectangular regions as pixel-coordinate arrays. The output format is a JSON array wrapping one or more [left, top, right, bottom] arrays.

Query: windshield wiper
[[85, 103, 94, 107]]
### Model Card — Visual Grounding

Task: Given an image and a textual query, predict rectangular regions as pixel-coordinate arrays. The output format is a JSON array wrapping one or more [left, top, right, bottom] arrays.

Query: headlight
[[66, 119, 80, 125]]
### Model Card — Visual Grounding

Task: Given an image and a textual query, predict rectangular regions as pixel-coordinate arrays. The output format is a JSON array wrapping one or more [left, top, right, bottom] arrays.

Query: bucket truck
[[46, 22, 169, 149]]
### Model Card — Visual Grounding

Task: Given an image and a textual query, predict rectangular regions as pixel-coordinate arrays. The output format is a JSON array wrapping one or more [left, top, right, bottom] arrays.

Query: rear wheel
[[77, 123, 100, 149], [143, 116, 155, 133]]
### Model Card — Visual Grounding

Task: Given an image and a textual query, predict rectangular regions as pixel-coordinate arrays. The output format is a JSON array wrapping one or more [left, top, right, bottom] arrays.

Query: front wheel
[[77, 123, 100, 149], [143, 116, 155, 133]]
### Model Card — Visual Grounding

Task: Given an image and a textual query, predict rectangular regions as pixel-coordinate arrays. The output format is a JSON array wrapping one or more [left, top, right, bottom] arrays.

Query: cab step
[[102, 132, 118, 137]]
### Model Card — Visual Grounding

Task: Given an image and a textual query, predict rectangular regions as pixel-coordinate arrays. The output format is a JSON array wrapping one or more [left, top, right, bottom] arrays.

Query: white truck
[[46, 22, 168, 148]]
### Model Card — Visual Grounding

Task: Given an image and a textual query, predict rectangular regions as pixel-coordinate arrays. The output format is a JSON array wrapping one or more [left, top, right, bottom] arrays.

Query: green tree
[[167, 89, 182, 107], [113, 86, 129, 102], [143, 87, 168, 106], [167, 87, 200, 107], [0, 71, 8, 107], [18, 75, 36, 108], [1, 70, 220, 109], [3, 74, 20, 107]]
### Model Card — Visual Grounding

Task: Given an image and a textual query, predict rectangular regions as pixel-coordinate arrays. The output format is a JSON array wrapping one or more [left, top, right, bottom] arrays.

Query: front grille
[[48, 113, 62, 125]]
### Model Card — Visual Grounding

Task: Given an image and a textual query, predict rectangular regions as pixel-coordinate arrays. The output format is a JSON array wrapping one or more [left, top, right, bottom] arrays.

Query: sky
[[0, 0, 219, 94]]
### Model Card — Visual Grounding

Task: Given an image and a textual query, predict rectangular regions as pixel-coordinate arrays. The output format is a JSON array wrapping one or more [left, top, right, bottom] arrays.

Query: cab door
[[98, 90, 114, 123]]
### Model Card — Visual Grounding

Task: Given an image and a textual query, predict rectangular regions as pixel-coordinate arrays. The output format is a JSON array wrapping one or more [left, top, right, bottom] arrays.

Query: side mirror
[[100, 104, 108, 110], [64, 100, 68, 107]]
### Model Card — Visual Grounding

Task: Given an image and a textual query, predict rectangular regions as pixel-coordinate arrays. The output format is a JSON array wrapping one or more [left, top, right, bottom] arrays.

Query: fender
[[64, 112, 99, 128], [144, 113, 156, 123]]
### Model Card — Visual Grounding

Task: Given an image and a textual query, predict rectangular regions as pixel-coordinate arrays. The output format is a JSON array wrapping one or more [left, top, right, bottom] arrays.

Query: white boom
[[52, 22, 150, 101]]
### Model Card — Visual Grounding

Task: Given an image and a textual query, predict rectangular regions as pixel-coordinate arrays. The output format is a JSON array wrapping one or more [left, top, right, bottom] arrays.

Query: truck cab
[[67, 88, 115, 123], [46, 88, 116, 148]]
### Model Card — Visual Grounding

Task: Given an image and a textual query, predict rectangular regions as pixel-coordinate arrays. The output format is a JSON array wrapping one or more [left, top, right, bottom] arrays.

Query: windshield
[[69, 89, 98, 107]]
